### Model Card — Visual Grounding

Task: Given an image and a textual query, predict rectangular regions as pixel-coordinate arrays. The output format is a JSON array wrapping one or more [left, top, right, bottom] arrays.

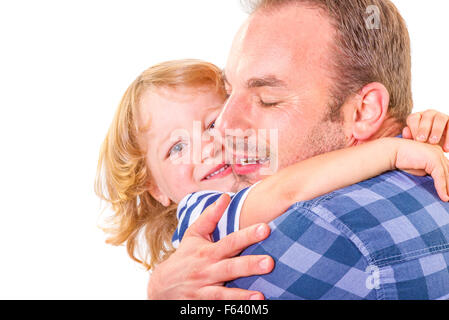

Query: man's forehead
[[223, 39, 298, 88], [225, 4, 334, 82]]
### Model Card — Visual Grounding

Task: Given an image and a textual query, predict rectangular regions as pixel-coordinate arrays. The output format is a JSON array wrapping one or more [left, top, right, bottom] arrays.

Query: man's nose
[[201, 137, 225, 163], [215, 94, 252, 137]]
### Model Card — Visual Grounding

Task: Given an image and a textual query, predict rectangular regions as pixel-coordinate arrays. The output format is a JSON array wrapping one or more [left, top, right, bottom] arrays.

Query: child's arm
[[240, 138, 449, 229]]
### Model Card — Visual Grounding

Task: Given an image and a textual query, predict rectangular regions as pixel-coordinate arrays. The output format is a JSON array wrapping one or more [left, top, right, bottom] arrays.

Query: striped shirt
[[171, 187, 254, 248]]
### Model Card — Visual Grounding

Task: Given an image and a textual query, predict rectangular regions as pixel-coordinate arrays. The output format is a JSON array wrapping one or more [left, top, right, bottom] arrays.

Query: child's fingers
[[402, 126, 413, 139], [406, 112, 422, 139], [417, 110, 437, 142], [429, 113, 449, 145], [431, 165, 448, 202], [444, 125, 449, 153], [443, 156, 449, 202], [430, 154, 449, 202], [442, 156, 449, 201]]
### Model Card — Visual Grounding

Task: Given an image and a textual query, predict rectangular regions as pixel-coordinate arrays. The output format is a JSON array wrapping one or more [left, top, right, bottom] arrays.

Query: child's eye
[[206, 120, 216, 131], [168, 142, 187, 158]]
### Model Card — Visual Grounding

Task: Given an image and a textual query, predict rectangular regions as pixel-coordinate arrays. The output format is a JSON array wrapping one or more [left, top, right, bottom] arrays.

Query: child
[[96, 59, 449, 270]]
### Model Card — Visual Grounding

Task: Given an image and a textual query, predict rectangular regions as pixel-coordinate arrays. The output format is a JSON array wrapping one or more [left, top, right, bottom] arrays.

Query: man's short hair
[[242, 0, 413, 123]]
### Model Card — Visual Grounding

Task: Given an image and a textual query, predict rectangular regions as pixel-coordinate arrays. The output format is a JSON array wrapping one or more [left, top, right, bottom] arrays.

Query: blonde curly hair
[[95, 59, 226, 270]]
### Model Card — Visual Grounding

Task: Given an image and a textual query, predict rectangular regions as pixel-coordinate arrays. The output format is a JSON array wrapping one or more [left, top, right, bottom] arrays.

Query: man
[[148, 0, 449, 299]]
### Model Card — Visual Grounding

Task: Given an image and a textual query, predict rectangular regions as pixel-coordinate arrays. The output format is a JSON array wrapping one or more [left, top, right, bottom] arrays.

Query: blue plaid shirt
[[227, 170, 449, 299]]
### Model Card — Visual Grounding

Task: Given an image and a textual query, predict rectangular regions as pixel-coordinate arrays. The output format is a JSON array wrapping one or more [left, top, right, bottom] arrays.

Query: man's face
[[216, 4, 348, 185]]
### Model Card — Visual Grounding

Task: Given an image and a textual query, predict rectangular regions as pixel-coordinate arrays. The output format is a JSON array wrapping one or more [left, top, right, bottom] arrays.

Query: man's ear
[[148, 183, 171, 207], [352, 82, 390, 141]]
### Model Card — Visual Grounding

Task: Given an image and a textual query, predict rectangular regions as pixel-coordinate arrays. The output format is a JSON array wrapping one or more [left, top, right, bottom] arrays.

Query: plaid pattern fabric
[[227, 171, 449, 300]]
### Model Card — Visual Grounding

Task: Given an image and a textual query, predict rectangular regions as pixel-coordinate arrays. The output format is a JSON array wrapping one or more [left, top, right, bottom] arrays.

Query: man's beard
[[229, 167, 253, 192], [300, 115, 347, 161]]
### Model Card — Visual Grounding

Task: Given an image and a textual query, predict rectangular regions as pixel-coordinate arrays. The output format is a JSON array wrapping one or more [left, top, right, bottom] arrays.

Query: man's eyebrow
[[221, 72, 287, 89], [247, 76, 287, 89]]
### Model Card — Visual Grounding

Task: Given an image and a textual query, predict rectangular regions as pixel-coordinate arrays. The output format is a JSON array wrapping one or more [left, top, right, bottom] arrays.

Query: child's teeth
[[206, 165, 229, 179]]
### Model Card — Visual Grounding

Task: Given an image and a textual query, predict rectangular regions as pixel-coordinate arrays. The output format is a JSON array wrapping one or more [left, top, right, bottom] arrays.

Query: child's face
[[139, 85, 238, 205]]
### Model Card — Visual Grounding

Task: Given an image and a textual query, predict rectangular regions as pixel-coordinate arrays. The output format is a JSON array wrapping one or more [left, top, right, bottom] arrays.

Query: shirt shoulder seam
[[291, 204, 380, 300]]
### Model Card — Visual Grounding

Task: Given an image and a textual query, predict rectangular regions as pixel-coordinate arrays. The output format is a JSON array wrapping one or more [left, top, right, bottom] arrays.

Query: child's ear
[[148, 183, 171, 207]]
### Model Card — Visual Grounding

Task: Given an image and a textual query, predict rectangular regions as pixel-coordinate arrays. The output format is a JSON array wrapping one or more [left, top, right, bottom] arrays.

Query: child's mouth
[[201, 157, 271, 181], [202, 164, 232, 181]]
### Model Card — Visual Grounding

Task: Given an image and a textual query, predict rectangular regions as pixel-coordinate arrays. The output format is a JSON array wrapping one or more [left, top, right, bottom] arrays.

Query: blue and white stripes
[[171, 187, 253, 248]]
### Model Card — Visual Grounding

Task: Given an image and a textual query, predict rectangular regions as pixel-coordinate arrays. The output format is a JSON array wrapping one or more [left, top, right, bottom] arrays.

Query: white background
[[0, 0, 448, 299]]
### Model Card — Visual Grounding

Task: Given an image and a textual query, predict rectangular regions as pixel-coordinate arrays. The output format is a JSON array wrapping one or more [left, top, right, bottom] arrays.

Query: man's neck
[[371, 117, 404, 140], [351, 116, 404, 147]]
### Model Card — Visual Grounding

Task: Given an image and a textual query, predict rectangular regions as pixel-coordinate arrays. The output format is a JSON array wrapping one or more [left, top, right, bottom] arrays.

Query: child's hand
[[402, 110, 449, 152], [395, 139, 449, 202]]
